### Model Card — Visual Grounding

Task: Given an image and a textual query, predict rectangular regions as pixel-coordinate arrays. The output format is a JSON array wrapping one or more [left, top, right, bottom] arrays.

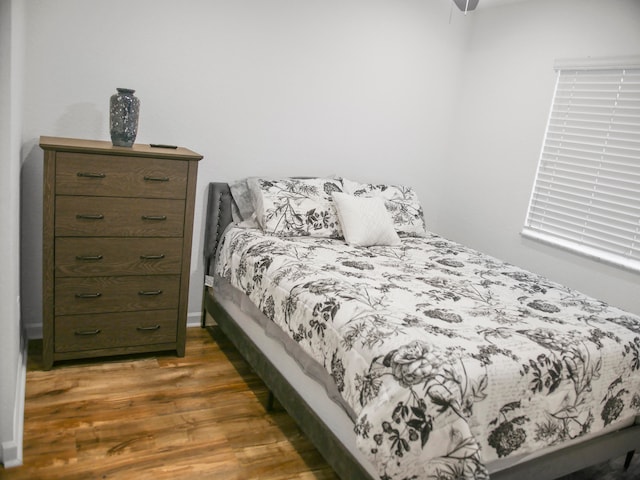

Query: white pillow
[[332, 192, 401, 247]]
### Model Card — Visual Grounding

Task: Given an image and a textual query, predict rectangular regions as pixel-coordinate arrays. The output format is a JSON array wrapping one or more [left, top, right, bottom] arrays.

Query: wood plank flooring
[[2, 325, 638, 479], [1, 326, 338, 480]]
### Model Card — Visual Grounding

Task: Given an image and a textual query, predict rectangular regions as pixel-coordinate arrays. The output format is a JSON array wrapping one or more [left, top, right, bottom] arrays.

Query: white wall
[[20, 0, 471, 335], [18, 0, 640, 340], [5, 0, 640, 466], [439, 0, 640, 314], [0, 0, 26, 468]]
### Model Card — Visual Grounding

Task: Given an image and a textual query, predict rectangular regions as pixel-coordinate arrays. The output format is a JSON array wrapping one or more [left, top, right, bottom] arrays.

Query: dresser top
[[40, 136, 203, 161]]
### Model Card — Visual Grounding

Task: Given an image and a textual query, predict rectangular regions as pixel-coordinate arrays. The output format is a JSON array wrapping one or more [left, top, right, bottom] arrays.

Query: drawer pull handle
[[140, 254, 165, 260], [136, 325, 161, 331], [75, 292, 102, 299], [141, 215, 167, 221], [76, 255, 103, 261], [138, 290, 163, 296], [74, 329, 101, 336], [77, 172, 106, 178], [144, 176, 170, 182], [76, 214, 104, 220]]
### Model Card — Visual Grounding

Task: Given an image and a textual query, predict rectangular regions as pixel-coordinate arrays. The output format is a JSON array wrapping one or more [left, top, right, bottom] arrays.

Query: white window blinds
[[522, 58, 640, 272]]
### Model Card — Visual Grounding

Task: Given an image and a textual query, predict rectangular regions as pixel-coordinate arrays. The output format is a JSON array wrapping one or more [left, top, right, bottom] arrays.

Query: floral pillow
[[248, 177, 345, 238], [343, 179, 427, 237]]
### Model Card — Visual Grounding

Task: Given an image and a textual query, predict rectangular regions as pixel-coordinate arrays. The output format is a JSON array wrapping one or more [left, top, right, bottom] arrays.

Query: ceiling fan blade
[[452, 0, 480, 11]]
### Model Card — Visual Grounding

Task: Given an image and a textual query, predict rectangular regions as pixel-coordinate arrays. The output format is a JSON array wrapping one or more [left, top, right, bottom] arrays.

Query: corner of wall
[[0, 0, 27, 469], [0, 327, 27, 469]]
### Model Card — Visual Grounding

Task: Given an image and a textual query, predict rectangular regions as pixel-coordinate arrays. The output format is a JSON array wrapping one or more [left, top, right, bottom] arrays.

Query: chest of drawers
[[41, 136, 202, 369]]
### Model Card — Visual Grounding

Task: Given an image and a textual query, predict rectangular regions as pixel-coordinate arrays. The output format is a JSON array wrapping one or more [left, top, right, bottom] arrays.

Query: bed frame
[[201, 181, 639, 480]]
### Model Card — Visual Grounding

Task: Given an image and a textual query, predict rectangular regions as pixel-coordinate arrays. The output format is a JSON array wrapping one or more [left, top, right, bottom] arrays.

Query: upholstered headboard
[[203, 182, 234, 277]]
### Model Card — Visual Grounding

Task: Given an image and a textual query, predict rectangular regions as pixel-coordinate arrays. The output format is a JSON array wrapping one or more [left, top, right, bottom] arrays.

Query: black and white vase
[[109, 88, 140, 147]]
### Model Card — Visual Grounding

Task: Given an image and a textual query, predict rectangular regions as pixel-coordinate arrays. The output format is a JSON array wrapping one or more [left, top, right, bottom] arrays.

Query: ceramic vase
[[109, 88, 140, 147]]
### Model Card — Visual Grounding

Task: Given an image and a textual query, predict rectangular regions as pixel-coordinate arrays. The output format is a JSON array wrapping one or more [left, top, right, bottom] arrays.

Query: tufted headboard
[[203, 182, 234, 277]]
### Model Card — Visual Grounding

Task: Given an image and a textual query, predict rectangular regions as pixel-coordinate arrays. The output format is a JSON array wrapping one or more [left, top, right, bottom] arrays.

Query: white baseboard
[[1, 328, 27, 468], [187, 311, 203, 328], [25, 322, 41, 340]]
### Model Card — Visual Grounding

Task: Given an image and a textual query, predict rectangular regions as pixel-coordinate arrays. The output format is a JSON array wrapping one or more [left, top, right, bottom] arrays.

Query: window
[[522, 57, 640, 273]]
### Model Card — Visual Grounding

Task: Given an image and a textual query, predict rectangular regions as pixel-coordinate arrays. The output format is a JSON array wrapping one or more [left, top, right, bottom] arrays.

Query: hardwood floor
[[2, 325, 637, 480], [1, 326, 338, 480]]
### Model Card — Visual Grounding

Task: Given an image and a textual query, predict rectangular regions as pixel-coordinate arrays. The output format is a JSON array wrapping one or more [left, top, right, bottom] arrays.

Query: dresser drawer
[[54, 310, 178, 352], [55, 275, 180, 315], [55, 196, 185, 237], [55, 237, 183, 277], [55, 153, 188, 199]]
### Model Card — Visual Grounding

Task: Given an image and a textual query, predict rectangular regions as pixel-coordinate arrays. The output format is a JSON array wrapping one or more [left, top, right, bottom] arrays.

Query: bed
[[201, 177, 640, 479]]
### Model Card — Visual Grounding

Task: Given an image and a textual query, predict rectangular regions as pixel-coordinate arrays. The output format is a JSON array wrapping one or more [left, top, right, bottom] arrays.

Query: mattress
[[214, 226, 640, 479]]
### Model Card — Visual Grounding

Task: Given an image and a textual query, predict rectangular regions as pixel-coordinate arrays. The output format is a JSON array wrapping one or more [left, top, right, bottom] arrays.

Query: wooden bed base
[[201, 181, 639, 480]]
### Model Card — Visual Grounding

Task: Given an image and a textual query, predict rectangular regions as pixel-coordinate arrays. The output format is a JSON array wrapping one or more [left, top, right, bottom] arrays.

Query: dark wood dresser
[[41, 136, 202, 369]]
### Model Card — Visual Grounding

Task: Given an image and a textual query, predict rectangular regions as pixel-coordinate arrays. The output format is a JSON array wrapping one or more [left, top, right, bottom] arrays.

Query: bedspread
[[215, 227, 640, 480]]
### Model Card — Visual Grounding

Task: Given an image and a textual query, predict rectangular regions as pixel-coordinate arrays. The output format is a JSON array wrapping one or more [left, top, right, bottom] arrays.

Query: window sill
[[520, 228, 640, 275]]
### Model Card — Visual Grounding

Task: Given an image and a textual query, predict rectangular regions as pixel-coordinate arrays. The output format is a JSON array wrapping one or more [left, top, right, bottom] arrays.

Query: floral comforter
[[215, 227, 640, 479]]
